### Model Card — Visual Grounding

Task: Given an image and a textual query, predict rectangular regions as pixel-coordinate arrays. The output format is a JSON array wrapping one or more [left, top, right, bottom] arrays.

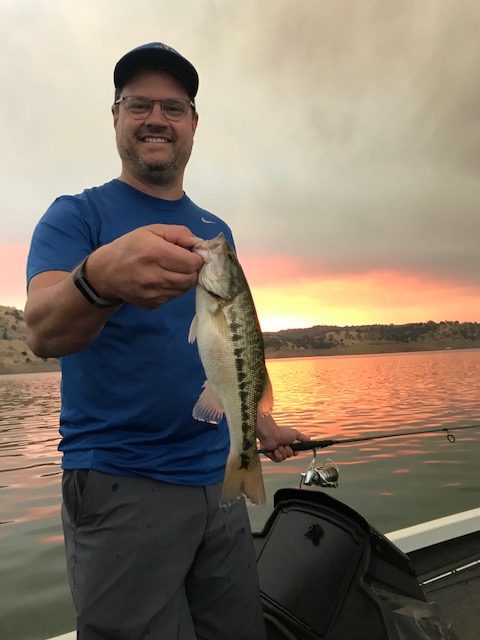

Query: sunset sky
[[2, 0, 480, 331]]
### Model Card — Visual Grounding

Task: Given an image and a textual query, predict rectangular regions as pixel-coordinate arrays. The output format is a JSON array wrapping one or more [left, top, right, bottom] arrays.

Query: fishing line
[[258, 423, 480, 454]]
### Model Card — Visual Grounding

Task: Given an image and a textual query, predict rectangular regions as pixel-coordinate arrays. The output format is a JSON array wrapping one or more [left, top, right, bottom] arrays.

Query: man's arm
[[25, 270, 117, 358], [25, 224, 204, 358]]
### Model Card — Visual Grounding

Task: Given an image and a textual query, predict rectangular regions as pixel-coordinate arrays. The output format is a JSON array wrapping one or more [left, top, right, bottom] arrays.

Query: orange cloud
[[0, 243, 29, 310], [1, 245, 480, 334], [242, 259, 480, 331]]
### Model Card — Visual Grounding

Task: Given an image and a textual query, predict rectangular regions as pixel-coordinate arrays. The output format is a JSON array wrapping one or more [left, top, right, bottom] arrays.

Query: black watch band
[[72, 256, 121, 308]]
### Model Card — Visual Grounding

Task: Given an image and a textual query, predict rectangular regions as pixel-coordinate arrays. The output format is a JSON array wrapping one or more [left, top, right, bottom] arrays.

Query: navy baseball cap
[[114, 42, 199, 99]]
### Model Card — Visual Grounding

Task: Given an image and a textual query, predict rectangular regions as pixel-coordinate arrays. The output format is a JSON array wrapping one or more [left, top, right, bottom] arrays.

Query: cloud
[[1, 0, 480, 317], [185, 0, 480, 285], [250, 268, 480, 331], [0, 243, 29, 309]]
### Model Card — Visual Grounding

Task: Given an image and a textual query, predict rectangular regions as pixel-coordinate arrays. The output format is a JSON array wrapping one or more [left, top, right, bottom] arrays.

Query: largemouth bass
[[188, 233, 272, 505]]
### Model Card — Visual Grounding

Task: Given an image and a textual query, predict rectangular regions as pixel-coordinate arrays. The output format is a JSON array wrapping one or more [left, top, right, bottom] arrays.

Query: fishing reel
[[300, 449, 339, 489]]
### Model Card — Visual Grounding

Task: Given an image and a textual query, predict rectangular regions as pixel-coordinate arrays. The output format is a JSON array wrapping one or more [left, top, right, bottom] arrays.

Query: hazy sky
[[2, 0, 480, 330]]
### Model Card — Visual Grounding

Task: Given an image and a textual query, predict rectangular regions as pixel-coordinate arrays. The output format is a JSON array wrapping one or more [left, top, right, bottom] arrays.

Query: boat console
[[254, 488, 458, 640]]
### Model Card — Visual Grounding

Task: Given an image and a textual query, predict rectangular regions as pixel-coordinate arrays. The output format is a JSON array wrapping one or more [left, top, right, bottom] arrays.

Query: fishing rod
[[258, 423, 480, 455], [259, 423, 480, 489]]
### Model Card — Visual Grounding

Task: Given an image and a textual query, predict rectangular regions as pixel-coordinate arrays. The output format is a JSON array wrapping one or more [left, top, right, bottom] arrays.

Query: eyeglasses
[[113, 96, 195, 121]]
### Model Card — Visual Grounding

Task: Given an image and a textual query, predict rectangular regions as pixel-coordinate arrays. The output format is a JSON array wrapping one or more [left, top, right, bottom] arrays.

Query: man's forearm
[[25, 224, 204, 358], [25, 271, 119, 358]]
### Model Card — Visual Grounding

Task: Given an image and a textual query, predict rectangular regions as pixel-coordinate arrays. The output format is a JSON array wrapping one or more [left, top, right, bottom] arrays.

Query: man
[[25, 43, 308, 640]]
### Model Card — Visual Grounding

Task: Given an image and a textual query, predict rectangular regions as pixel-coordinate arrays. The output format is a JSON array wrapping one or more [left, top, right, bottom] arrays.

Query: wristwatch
[[72, 256, 122, 308]]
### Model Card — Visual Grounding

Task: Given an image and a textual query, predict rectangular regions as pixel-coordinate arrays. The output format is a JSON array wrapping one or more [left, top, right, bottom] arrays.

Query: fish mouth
[[198, 270, 231, 299], [205, 289, 225, 302], [194, 233, 237, 299], [193, 233, 227, 259]]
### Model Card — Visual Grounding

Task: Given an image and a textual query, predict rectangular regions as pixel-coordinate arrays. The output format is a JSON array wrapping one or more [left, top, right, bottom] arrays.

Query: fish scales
[[224, 289, 265, 467], [189, 233, 270, 504]]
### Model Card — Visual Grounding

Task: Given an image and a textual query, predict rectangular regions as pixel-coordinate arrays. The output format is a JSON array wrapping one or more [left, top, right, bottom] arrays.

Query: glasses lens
[[124, 97, 152, 118], [162, 99, 189, 121]]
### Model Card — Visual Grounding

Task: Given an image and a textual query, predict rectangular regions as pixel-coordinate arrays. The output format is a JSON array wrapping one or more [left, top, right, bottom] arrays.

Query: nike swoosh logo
[[201, 217, 216, 224]]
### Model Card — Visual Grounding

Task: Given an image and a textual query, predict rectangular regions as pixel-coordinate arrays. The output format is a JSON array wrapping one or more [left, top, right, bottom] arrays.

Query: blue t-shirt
[[27, 179, 232, 485]]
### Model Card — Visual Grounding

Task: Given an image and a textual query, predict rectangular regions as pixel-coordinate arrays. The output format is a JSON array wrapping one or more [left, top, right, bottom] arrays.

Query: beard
[[117, 145, 180, 186], [129, 155, 177, 186], [116, 125, 194, 188]]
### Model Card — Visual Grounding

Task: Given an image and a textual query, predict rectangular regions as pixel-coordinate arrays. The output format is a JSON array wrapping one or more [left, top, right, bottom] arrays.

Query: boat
[[251, 440, 478, 639], [44, 493, 479, 640], [253, 487, 478, 639], [44, 432, 479, 640]]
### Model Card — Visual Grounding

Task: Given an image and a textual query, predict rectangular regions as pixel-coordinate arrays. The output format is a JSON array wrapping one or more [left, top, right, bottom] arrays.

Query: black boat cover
[[255, 488, 458, 640]]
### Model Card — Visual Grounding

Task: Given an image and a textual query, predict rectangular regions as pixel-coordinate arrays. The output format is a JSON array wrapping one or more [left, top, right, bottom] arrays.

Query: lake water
[[1, 349, 480, 640]]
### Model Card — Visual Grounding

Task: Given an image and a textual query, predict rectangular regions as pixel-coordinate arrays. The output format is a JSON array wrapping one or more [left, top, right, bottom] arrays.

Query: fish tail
[[221, 453, 266, 505]]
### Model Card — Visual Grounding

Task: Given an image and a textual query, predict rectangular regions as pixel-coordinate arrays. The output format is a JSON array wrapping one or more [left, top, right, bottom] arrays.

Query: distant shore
[[2, 305, 480, 374], [1, 343, 479, 376], [265, 340, 480, 360], [0, 359, 60, 376]]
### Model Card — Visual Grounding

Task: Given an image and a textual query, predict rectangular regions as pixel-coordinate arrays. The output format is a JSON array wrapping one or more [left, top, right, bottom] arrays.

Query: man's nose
[[145, 102, 168, 123]]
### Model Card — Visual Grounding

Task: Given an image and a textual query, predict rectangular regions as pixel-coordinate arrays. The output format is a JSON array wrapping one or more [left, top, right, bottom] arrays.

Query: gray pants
[[61, 470, 267, 640]]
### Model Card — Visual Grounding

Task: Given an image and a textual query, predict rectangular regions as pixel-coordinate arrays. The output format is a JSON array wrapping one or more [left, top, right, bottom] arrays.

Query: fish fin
[[192, 381, 224, 424], [188, 314, 198, 344], [221, 453, 266, 506], [258, 369, 274, 417]]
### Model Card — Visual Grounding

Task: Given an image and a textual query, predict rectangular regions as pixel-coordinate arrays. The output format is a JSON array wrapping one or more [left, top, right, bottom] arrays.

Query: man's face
[[113, 70, 198, 188]]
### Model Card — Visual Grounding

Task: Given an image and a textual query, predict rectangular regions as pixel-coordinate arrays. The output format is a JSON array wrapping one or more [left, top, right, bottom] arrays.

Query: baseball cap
[[114, 42, 199, 99]]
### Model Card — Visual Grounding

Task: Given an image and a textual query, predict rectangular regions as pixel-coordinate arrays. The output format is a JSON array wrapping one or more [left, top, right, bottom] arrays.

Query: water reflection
[[1, 352, 480, 640], [257, 349, 480, 533], [268, 350, 480, 440]]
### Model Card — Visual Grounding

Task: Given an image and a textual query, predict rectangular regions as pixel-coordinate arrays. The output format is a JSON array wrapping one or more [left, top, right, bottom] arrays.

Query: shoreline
[[3, 307, 479, 374], [0, 360, 60, 376], [265, 341, 480, 360], [1, 343, 480, 375]]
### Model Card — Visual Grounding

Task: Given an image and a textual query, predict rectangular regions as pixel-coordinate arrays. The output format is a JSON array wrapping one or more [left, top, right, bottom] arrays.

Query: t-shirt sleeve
[[26, 195, 97, 286]]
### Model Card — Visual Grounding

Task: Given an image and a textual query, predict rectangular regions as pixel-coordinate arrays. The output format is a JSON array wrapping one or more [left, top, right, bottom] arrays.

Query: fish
[[188, 233, 272, 505]]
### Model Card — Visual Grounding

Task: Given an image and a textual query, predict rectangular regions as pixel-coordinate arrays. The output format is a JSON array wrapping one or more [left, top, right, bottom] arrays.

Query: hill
[[263, 321, 480, 358], [0, 306, 59, 374], [1, 305, 480, 374]]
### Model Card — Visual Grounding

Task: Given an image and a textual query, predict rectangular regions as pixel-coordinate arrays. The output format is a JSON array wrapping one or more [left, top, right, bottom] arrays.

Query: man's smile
[[139, 134, 173, 143]]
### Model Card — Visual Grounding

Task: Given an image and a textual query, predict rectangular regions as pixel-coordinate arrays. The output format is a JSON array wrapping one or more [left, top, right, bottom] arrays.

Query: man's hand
[[85, 224, 205, 308], [257, 413, 310, 462], [25, 224, 206, 358]]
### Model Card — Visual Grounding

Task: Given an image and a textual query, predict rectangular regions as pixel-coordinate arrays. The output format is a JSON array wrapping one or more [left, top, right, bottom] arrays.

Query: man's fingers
[[154, 237, 204, 274], [148, 224, 204, 249], [270, 446, 294, 462], [297, 431, 311, 442]]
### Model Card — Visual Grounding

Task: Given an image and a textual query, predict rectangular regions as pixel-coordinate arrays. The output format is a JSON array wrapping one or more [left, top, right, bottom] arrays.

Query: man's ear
[[192, 111, 199, 136]]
